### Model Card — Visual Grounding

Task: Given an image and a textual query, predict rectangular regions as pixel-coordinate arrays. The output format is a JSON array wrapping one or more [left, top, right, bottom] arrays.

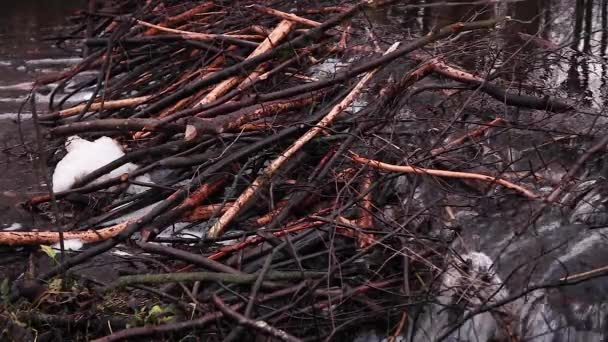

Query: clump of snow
[[52, 239, 84, 251], [414, 251, 513, 342], [111, 249, 133, 257], [353, 330, 404, 342], [105, 202, 158, 225], [157, 223, 205, 241], [25, 57, 82, 66], [3, 223, 22, 231], [52, 135, 152, 194], [308, 58, 349, 80], [214, 238, 239, 246]]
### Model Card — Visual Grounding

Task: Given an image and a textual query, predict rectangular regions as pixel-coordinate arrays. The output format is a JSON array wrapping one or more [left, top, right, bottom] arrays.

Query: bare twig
[[213, 294, 303, 342]]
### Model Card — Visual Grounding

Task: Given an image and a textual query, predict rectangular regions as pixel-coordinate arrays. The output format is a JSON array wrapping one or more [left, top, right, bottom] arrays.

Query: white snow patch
[[569, 191, 603, 223], [0, 113, 32, 120], [3, 223, 22, 231], [0, 82, 33, 91], [0, 91, 93, 105], [346, 98, 368, 115], [25, 57, 83, 66], [105, 202, 158, 225], [52, 239, 84, 251], [536, 220, 561, 234], [543, 234, 601, 281], [308, 58, 349, 80], [62, 91, 93, 103], [416, 251, 512, 342], [157, 223, 205, 241], [353, 331, 404, 342], [214, 238, 239, 246], [111, 249, 133, 257], [52, 135, 153, 194], [127, 173, 154, 194]]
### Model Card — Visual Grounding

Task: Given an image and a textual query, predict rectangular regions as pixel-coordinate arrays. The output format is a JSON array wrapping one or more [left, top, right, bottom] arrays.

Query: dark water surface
[[0, 0, 84, 117], [0, 0, 83, 227]]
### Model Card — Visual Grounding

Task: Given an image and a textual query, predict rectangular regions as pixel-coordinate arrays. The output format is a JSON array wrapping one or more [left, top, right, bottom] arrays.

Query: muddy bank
[[0, 119, 47, 226]]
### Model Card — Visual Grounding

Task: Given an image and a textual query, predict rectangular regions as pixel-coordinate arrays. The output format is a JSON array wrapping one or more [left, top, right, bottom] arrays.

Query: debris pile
[[2, 1, 596, 341]]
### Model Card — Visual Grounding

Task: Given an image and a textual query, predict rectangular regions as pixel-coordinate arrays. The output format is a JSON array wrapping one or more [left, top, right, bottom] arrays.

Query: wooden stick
[[0, 222, 129, 246], [0, 200, 234, 246], [213, 294, 303, 342], [136, 20, 262, 41], [54, 95, 150, 119], [356, 171, 374, 230], [251, 5, 322, 27], [430, 117, 505, 156], [388, 312, 408, 342], [207, 42, 400, 238], [157, 52, 229, 118], [2, 177, 230, 246], [197, 20, 296, 106], [350, 153, 539, 200], [208, 220, 322, 260], [181, 203, 233, 221], [560, 264, 608, 283], [142, 2, 215, 36], [301, 6, 352, 14], [336, 216, 376, 248], [423, 58, 572, 112], [187, 91, 325, 138]]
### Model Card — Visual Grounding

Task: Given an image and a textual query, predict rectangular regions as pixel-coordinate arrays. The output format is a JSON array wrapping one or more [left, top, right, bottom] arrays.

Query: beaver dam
[[1, 0, 608, 341]]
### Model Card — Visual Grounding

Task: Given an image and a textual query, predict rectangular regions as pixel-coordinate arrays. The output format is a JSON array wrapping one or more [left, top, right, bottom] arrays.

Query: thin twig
[[213, 294, 303, 342], [349, 153, 539, 200]]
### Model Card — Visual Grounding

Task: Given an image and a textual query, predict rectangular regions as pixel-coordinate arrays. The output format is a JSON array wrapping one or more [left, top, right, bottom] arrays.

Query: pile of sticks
[[2, 0, 572, 340]]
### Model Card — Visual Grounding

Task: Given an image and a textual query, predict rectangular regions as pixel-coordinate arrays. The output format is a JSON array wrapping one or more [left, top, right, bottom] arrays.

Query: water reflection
[[0, 0, 83, 117], [0, 0, 83, 57], [427, 0, 495, 28], [401, 0, 608, 107]]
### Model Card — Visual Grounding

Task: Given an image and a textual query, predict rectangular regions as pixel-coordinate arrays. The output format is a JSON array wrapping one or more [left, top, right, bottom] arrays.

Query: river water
[[0, 0, 83, 226]]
